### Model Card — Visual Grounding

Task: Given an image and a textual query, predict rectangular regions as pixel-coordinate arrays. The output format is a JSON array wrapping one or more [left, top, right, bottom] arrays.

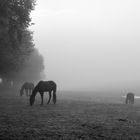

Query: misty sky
[[30, 0, 140, 92]]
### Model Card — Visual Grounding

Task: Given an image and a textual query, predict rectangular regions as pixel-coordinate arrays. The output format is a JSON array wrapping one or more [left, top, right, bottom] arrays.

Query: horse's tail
[[52, 84, 57, 104]]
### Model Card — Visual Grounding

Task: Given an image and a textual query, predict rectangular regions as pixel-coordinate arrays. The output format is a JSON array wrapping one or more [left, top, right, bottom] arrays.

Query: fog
[[30, 0, 140, 93], [0, 48, 44, 94]]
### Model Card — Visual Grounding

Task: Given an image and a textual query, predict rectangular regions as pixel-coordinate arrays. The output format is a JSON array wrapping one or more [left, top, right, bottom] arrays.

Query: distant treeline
[[0, 0, 44, 88]]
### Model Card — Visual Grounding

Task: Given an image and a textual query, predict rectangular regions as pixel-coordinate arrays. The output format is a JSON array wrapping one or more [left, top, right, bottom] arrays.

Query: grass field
[[0, 90, 140, 140]]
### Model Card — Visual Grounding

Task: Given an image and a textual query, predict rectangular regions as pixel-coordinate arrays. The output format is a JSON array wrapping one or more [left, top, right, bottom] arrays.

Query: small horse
[[30, 81, 57, 106], [20, 82, 34, 97], [125, 92, 135, 104]]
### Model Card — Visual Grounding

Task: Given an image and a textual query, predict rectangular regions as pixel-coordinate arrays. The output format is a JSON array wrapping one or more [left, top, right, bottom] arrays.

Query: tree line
[[0, 0, 44, 88]]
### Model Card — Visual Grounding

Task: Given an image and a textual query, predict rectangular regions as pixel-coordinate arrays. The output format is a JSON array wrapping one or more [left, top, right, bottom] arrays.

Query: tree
[[11, 48, 45, 83], [0, 0, 36, 76], [0, 0, 45, 88]]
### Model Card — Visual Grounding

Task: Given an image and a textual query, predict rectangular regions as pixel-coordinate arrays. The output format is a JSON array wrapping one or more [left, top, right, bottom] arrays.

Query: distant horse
[[125, 92, 135, 104], [20, 82, 34, 97], [30, 81, 57, 106]]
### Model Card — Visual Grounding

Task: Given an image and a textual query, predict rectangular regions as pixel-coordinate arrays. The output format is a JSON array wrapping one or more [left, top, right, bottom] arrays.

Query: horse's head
[[30, 95, 35, 106]]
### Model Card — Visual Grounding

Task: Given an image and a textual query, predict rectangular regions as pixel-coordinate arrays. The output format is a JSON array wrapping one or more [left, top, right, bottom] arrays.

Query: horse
[[20, 82, 34, 97], [125, 92, 135, 104], [29, 81, 57, 106]]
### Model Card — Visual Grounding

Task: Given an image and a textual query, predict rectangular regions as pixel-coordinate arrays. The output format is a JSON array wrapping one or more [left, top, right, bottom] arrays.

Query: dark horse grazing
[[30, 81, 57, 106], [125, 92, 135, 104]]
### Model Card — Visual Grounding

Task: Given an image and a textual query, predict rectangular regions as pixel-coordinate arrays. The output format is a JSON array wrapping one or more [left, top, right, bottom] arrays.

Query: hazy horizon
[[30, 0, 140, 93]]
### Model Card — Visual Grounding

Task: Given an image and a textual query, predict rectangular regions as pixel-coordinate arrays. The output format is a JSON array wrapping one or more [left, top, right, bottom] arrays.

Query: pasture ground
[[0, 91, 140, 140]]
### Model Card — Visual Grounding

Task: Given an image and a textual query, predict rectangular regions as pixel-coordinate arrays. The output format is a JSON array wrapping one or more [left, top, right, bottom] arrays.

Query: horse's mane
[[31, 84, 39, 97]]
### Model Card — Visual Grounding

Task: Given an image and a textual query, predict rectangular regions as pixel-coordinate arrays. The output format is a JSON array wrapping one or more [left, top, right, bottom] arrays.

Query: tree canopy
[[0, 0, 45, 85]]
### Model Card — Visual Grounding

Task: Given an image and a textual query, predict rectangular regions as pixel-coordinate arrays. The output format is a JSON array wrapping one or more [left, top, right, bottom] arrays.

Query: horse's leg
[[130, 99, 132, 104], [28, 89, 30, 96], [25, 89, 28, 96], [29, 89, 32, 96], [40, 92, 44, 105], [132, 98, 134, 104], [27, 89, 29, 96], [125, 98, 128, 104], [129, 98, 131, 104], [47, 91, 52, 104], [128, 99, 130, 104], [30, 89, 33, 96], [133, 96, 134, 104]]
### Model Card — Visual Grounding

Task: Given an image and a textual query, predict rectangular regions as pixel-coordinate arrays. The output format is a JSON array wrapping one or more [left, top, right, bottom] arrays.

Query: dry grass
[[0, 93, 140, 140]]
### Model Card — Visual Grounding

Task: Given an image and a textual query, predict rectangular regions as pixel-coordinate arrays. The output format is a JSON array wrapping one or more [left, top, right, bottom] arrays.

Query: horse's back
[[23, 82, 34, 89], [29, 83, 34, 88], [37, 81, 56, 91], [126, 93, 135, 100], [38, 81, 56, 86], [127, 92, 134, 97]]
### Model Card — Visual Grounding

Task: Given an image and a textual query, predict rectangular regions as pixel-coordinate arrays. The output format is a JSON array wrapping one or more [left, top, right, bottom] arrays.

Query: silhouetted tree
[[10, 48, 45, 85], [0, 0, 36, 76], [0, 0, 45, 89]]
